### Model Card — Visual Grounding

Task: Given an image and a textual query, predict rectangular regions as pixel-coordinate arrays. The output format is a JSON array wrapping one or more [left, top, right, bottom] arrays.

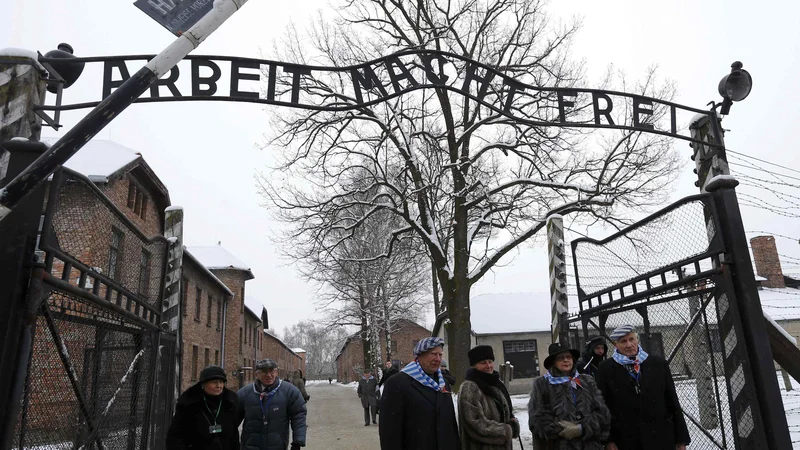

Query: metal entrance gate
[[10, 168, 176, 450], [565, 193, 769, 449]]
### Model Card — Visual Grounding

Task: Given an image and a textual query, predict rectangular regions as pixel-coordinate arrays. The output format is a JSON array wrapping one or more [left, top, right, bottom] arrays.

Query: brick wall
[[211, 269, 248, 390], [751, 236, 785, 288], [260, 332, 303, 381], [98, 172, 163, 239], [179, 258, 232, 391]]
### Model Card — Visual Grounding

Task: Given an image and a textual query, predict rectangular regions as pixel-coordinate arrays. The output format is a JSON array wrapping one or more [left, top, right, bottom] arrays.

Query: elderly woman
[[166, 365, 239, 450], [528, 343, 610, 450], [458, 345, 520, 450]]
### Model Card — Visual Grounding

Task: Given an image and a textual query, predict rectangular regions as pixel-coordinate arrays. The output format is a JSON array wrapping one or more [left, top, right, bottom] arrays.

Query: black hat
[[543, 343, 580, 370], [468, 345, 495, 366], [198, 365, 227, 384]]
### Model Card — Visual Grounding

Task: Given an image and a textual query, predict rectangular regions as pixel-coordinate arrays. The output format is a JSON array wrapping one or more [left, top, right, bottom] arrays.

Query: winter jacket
[[595, 355, 690, 450], [237, 380, 307, 450], [528, 372, 610, 450], [291, 370, 310, 403], [379, 371, 460, 450], [166, 384, 240, 450], [379, 367, 399, 387], [576, 337, 607, 378], [441, 368, 456, 387], [457, 371, 520, 450], [358, 376, 379, 408]]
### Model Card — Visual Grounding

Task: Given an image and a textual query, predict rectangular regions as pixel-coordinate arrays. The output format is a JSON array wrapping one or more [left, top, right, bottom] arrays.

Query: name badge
[[574, 411, 584, 421], [263, 419, 269, 426], [209, 424, 222, 434]]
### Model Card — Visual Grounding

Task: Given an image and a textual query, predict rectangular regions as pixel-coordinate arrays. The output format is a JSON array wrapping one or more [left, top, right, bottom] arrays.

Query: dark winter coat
[[291, 370, 310, 402], [441, 368, 456, 386], [457, 370, 520, 450], [237, 380, 307, 450], [528, 372, 611, 450], [379, 367, 399, 387], [166, 384, 240, 450], [379, 371, 460, 450], [358, 376, 379, 408], [576, 337, 607, 378], [595, 355, 690, 450]]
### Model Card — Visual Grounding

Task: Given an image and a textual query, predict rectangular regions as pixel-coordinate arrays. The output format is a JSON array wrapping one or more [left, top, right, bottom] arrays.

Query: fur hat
[[543, 343, 580, 370], [468, 345, 495, 366], [198, 365, 227, 384]]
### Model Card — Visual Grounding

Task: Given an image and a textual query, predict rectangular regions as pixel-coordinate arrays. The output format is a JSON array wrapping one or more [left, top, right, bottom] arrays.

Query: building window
[[140, 196, 148, 220], [239, 328, 243, 354], [108, 228, 124, 280], [217, 301, 222, 330], [391, 340, 398, 353], [127, 181, 136, 209], [195, 287, 202, 321], [181, 277, 189, 316], [127, 180, 149, 220], [503, 340, 537, 353], [215, 350, 219, 365], [204, 348, 210, 368], [138, 249, 151, 296], [240, 287, 245, 313], [191, 345, 198, 381], [207, 294, 213, 326]]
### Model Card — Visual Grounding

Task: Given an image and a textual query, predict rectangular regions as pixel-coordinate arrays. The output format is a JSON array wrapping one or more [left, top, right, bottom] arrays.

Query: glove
[[509, 418, 520, 439], [290, 444, 302, 450], [557, 420, 582, 440]]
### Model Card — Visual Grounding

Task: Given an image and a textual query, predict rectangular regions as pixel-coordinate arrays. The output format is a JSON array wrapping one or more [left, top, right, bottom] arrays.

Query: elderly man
[[378, 337, 460, 450], [596, 325, 690, 450], [357, 369, 379, 426], [238, 359, 307, 450]]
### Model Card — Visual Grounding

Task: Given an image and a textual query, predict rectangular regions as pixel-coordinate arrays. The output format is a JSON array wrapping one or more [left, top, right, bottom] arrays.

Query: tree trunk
[[359, 285, 372, 373], [445, 190, 471, 389], [432, 263, 441, 315]]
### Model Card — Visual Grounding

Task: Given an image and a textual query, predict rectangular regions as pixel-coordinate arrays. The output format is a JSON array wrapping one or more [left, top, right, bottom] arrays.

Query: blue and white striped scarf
[[544, 369, 581, 390], [401, 360, 445, 392], [612, 346, 649, 371]]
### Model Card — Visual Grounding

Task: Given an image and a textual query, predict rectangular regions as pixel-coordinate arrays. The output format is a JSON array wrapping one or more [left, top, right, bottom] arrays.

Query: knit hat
[[468, 345, 495, 366], [440, 359, 448, 368], [610, 324, 636, 342], [543, 342, 581, 370], [413, 337, 445, 356], [198, 365, 227, 384], [255, 358, 278, 370]]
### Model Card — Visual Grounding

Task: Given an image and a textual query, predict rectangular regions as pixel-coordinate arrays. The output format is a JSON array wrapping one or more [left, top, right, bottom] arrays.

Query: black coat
[[595, 355, 690, 450], [379, 371, 460, 450], [166, 385, 240, 450], [576, 337, 607, 378], [379, 367, 399, 387]]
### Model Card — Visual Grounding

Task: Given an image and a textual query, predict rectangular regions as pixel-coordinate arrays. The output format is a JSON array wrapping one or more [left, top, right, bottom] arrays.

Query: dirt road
[[304, 381, 380, 450]]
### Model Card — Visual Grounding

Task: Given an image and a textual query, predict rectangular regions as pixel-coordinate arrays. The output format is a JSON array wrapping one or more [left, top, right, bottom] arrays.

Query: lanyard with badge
[[628, 364, 642, 395], [259, 379, 282, 426], [203, 397, 223, 435]]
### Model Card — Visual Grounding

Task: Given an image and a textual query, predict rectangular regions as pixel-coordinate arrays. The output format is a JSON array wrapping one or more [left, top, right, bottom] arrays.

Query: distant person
[[357, 369, 379, 426], [328, 377, 332, 385], [458, 345, 519, 449], [440, 359, 456, 386], [166, 365, 239, 450], [292, 369, 310, 403], [379, 337, 460, 450], [596, 325, 689, 450], [529, 343, 610, 449], [238, 359, 307, 450], [378, 360, 399, 388], [576, 335, 607, 378]]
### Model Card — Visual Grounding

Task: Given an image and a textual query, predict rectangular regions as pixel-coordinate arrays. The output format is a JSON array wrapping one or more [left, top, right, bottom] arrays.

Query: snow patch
[[10, 136, 30, 141], [41, 138, 140, 180], [165, 205, 183, 212], [765, 311, 797, 345], [690, 112, 710, 127], [0, 47, 46, 71], [704, 174, 738, 191], [103, 349, 145, 416], [167, 236, 179, 244]]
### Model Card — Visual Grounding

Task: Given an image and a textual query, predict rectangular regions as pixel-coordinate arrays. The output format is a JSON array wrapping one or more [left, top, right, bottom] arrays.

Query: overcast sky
[[4, 0, 799, 333]]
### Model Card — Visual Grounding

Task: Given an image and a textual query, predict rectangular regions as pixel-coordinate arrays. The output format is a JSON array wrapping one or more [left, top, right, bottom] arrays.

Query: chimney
[[750, 236, 785, 288]]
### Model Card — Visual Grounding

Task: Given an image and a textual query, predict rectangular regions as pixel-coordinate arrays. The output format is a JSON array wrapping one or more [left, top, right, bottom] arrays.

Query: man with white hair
[[595, 325, 690, 450]]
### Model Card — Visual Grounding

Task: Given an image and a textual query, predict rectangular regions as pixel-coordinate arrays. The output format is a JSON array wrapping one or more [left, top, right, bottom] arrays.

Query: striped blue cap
[[413, 337, 445, 356], [610, 324, 636, 341]]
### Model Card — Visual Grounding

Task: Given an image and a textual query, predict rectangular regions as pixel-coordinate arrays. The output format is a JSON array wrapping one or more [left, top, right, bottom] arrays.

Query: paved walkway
[[304, 381, 380, 450]]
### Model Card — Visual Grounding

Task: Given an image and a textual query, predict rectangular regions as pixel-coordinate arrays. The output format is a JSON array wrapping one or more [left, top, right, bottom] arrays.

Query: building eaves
[[183, 248, 234, 297]]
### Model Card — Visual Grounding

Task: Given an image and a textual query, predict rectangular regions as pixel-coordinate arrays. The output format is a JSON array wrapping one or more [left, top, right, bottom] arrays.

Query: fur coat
[[528, 373, 611, 450], [458, 376, 520, 450]]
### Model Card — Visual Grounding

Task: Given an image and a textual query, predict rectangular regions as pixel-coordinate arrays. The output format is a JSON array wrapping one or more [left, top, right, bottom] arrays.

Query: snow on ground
[[307, 379, 337, 385]]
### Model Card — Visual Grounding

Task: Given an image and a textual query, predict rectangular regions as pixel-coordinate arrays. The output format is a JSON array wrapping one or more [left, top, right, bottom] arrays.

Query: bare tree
[[257, 0, 681, 380], [283, 321, 350, 379]]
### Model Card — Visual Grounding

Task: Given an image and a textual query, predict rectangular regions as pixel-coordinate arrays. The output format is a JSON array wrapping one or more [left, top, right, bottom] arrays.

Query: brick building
[[335, 319, 430, 383]]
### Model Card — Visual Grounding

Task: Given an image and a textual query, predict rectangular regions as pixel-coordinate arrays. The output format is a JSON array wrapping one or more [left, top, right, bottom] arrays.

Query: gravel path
[[304, 381, 380, 450]]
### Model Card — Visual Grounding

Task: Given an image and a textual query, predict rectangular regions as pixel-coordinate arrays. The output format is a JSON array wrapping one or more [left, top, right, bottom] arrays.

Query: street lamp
[[718, 61, 752, 115]]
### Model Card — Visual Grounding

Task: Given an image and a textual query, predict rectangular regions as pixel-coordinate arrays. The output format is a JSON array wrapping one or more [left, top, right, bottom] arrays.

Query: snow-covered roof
[[43, 138, 141, 183], [187, 245, 255, 279], [182, 248, 234, 296], [759, 287, 800, 322], [755, 275, 768, 282], [470, 292, 553, 334], [291, 348, 306, 353]]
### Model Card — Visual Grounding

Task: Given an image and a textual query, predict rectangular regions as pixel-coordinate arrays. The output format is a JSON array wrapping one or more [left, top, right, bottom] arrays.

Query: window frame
[[108, 227, 124, 280], [194, 287, 202, 322]]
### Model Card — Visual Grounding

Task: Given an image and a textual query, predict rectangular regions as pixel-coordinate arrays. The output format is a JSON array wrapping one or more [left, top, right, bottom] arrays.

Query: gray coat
[[457, 379, 519, 450], [237, 380, 307, 450], [357, 376, 378, 408]]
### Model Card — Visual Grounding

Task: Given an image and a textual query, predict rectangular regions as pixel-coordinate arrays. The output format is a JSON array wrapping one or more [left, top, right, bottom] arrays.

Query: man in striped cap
[[378, 336, 460, 450], [596, 325, 689, 450]]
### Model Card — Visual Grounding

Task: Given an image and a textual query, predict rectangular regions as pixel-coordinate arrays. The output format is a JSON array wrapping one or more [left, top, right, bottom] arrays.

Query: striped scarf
[[544, 369, 581, 390], [612, 346, 649, 374], [401, 360, 445, 392]]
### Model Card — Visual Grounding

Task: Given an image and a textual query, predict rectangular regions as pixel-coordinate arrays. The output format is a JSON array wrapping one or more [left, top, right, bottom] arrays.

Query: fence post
[[691, 112, 791, 449], [547, 215, 568, 345]]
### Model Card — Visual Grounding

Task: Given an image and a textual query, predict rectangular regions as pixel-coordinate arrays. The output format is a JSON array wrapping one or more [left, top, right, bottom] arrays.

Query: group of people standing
[[377, 325, 690, 450]]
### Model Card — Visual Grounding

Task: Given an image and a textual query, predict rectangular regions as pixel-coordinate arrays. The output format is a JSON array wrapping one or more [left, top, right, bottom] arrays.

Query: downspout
[[220, 298, 227, 369]]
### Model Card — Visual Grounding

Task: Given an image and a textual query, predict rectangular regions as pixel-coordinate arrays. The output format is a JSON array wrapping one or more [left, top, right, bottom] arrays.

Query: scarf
[[612, 346, 649, 374], [401, 360, 445, 392], [362, 375, 374, 381], [254, 379, 281, 397], [464, 369, 514, 423], [544, 369, 582, 390]]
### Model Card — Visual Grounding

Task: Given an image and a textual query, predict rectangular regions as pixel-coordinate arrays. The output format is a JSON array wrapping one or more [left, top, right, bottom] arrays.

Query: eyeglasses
[[258, 368, 278, 374], [555, 354, 573, 362]]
